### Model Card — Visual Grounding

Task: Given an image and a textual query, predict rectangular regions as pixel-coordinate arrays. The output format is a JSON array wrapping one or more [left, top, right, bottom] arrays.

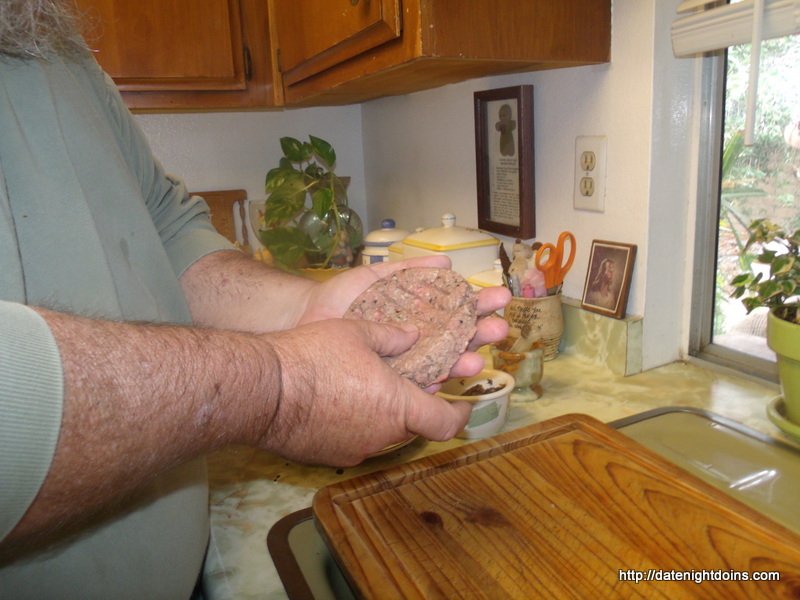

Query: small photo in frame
[[581, 240, 637, 319], [474, 85, 535, 239]]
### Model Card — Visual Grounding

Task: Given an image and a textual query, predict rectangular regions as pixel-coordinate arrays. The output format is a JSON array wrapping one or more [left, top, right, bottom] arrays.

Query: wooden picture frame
[[581, 240, 637, 319], [474, 85, 535, 239]]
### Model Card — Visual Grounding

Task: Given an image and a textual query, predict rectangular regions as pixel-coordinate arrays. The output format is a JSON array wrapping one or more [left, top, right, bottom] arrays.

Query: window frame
[[688, 48, 779, 382]]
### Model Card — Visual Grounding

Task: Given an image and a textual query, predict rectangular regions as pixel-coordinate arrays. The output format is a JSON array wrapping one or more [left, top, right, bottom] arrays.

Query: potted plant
[[730, 218, 800, 426], [258, 135, 362, 271]]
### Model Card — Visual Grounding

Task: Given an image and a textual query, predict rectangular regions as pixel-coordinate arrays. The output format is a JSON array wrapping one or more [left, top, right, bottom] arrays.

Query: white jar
[[468, 259, 505, 290], [389, 213, 499, 278], [361, 219, 410, 265]]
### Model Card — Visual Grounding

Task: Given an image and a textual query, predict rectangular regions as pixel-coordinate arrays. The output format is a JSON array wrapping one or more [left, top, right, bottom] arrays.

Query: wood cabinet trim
[[282, 19, 401, 87], [281, 0, 611, 106]]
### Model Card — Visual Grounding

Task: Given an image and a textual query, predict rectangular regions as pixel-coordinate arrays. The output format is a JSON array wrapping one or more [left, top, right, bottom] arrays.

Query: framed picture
[[474, 85, 535, 239], [581, 240, 637, 319]]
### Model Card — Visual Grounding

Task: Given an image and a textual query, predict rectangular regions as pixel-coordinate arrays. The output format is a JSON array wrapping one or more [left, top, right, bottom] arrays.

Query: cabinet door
[[274, 0, 401, 87], [277, 0, 611, 107], [81, 0, 245, 91], [75, 0, 281, 109]]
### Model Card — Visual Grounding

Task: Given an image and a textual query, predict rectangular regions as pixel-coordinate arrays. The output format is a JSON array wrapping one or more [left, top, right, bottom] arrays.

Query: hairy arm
[[1, 305, 471, 556], [178, 250, 318, 332], [1, 309, 271, 555], [179, 251, 511, 365], [3, 251, 508, 554]]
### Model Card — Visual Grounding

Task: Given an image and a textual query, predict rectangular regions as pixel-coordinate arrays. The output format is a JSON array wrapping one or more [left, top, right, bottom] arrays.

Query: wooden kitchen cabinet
[[273, 0, 611, 106], [73, 0, 282, 110], [74, 0, 610, 110]]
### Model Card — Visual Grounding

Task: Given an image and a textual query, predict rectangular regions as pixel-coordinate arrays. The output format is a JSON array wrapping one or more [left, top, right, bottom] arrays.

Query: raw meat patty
[[344, 267, 479, 387]]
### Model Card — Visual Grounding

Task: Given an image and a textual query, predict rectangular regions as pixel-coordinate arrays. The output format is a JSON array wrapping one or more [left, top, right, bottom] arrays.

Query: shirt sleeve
[[95, 67, 238, 277], [0, 302, 63, 541]]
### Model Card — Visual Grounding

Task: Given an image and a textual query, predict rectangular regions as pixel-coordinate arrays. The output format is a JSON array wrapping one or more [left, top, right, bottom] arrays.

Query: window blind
[[672, 0, 800, 56], [672, 0, 800, 144]]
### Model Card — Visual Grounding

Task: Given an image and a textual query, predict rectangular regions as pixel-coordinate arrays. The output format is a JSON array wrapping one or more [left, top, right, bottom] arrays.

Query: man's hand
[[181, 251, 511, 386], [298, 256, 511, 386], [255, 317, 473, 466]]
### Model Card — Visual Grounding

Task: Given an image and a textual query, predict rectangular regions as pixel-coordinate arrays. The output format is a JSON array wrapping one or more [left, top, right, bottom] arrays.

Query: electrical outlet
[[580, 151, 596, 171], [579, 176, 595, 196], [573, 136, 606, 212]]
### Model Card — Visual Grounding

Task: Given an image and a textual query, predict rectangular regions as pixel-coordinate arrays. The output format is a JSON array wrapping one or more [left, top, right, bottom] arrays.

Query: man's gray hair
[[0, 0, 88, 59]]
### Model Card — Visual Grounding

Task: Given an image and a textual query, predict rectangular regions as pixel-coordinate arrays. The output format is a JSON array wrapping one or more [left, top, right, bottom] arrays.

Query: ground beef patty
[[344, 267, 479, 387]]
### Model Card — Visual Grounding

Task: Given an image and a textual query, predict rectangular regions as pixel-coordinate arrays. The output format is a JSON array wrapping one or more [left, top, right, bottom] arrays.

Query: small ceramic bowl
[[436, 369, 514, 439]]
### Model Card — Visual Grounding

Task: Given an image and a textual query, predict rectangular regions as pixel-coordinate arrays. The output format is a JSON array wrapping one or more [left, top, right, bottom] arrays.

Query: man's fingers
[[365, 255, 452, 279], [405, 391, 472, 441], [446, 351, 488, 380], [356, 320, 420, 358], [467, 315, 509, 352], [476, 284, 511, 316]]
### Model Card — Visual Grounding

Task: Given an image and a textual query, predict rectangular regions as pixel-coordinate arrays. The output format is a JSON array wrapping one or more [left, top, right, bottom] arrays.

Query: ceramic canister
[[388, 213, 499, 279], [361, 219, 410, 265], [468, 259, 505, 292]]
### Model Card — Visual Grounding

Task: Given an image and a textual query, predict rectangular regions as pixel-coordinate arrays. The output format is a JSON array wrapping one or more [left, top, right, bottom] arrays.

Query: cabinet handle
[[243, 45, 252, 81]]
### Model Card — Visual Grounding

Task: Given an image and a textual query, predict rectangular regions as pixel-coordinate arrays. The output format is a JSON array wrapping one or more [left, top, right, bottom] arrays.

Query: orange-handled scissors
[[534, 231, 576, 289]]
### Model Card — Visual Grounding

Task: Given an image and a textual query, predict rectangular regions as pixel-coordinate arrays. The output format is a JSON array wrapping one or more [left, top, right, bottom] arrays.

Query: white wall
[[361, 0, 697, 370], [134, 106, 368, 224], [133, 0, 699, 372]]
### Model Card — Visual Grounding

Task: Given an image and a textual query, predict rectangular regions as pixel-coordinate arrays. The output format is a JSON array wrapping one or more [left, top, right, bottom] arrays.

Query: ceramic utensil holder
[[504, 294, 563, 360]]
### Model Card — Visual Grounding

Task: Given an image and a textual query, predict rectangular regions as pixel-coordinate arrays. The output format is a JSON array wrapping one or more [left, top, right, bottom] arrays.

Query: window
[[688, 30, 800, 379]]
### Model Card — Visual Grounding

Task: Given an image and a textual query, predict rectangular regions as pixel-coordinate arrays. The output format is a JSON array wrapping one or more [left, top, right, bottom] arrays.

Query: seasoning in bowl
[[436, 369, 514, 439]]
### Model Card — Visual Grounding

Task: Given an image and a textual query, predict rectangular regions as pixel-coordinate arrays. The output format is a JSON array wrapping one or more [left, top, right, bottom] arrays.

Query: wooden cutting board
[[312, 414, 800, 599]]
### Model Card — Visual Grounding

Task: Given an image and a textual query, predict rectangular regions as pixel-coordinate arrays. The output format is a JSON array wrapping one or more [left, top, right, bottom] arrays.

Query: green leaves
[[772, 254, 796, 276], [258, 227, 308, 269], [721, 130, 745, 181], [279, 137, 312, 162], [309, 135, 336, 168], [310, 187, 334, 220], [262, 172, 307, 227], [744, 218, 783, 250], [264, 157, 296, 191], [275, 135, 336, 170], [729, 219, 800, 323], [260, 135, 358, 270]]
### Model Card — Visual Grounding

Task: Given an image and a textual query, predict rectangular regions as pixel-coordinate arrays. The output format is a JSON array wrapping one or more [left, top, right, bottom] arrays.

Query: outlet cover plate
[[573, 136, 607, 212]]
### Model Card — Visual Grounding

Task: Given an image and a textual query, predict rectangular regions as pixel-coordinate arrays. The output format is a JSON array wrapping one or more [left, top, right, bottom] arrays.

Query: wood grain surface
[[312, 414, 800, 599], [191, 189, 247, 246]]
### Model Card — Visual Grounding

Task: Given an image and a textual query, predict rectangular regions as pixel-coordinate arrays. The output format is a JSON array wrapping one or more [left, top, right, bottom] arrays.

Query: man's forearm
[[179, 250, 317, 333], [2, 307, 279, 555]]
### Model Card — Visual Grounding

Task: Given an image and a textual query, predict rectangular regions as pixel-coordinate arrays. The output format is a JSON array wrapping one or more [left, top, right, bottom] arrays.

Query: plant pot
[[299, 267, 349, 281], [296, 205, 363, 268], [768, 309, 800, 424]]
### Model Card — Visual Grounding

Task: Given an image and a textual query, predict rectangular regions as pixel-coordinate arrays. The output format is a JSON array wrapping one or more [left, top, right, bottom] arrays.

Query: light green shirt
[[0, 50, 236, 598]]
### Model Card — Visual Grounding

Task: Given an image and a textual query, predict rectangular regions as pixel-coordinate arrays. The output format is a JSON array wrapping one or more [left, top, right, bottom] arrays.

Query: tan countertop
[[201, 349, 787, 600]]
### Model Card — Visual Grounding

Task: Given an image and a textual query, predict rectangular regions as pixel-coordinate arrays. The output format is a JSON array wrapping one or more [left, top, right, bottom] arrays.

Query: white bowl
[[436, 369, 514, 439]]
